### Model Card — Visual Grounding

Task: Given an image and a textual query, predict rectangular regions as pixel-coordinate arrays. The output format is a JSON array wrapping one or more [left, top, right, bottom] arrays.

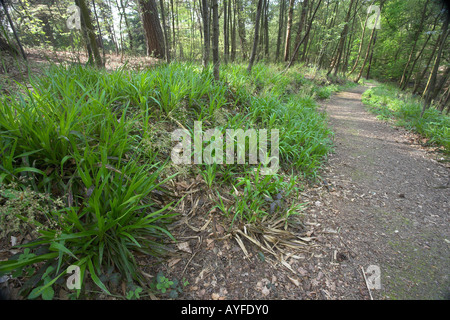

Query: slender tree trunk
[[403, 11, 442, 90], [348, 3, 371, 76], [286, 0, 322, 69], [422, 12, 449, 114], [201, 0, 210, 68], [433, 67, 450, 100], [264, 0, 269, 58], [283, 0, 295, 62], [100, 0, 119, 55], [399, 0, 430, 88], [212, 0, 219, 80], [119, 0, 133, 51], [354, 0, 385, 83], [275, 0, 285, 61], [413, 33, 441, 94], [224, 0, 229, 63], [328, 0, 355, 76], [0, 0, 26, 60], [91, 0, 105, 66], [170, 0, 176, 57], [231, 0, 237, 61], [76, 0, 103, 68], [292, 0, 308, 63], [159, 0, 171, 62], [247, 0, 264, 73], [236, 0, 247, 59]]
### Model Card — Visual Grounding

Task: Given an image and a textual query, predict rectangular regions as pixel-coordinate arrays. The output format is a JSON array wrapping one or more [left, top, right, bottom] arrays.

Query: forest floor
[[1, 53, 449, 300], [142, 85, 450, 300]]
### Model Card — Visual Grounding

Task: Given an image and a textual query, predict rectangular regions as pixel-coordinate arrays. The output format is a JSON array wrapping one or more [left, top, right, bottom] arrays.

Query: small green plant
[[153, 271, 189, 299], [126, 286, 143, 300]]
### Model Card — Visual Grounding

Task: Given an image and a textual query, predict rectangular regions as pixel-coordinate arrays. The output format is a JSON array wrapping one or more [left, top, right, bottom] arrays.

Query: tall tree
[[236, 0, 247, 59], [76, 0, 103, 68], [283, 0, 295, 62], [247, 0, 264, 73], [286, 0, 322, 69], [422, 9, 449, 114], [224, 0, 229, 63], [138, 0, 165, 59], [327, 0, 355, 76], [201, 0, 210, 68], [212, 0, 219, 80], [292, 0, 308, 63], [275, 0, 286, 61], [354, 0, 385, 83], [119, 0, 133, 51], [399, 0, 430, 89], [0, 0, 26, 60], [159, 0, 170, 62]]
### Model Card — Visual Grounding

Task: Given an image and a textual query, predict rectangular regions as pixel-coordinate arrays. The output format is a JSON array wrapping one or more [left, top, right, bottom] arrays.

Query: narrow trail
[[313, 85, 450, 299]]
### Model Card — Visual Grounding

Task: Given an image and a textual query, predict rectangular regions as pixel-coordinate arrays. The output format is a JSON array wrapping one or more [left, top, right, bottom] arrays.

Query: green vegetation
[[362, 83, 450, 155], [0, 61, 341, 298]]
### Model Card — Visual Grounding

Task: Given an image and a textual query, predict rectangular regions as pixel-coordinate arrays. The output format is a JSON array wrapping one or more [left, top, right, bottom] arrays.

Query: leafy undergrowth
[[362, 83, 450, 156], [0, 61, 345, 299]]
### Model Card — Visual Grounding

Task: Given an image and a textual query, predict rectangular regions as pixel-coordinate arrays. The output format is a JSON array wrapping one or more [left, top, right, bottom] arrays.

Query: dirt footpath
[[312, 85, 450, 299]]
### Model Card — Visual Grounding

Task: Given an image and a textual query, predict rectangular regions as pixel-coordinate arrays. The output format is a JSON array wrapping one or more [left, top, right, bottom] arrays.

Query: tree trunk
[[348, 2, 372, 76], [119, 0, 133, 51], [224, 0, 229, 63], [401, 12, 439, 90], [100, 0, 119, 55], [422, 11, 449, 114], [292, 0, 308, 63], [91, 0, 105, 66], [159, 0, 171, 62], [231, 0, 237, 61], [413, 32, 441, 94], [138, 0, 165, 59], [328, 0, 355, 76], [283, 0, 295, 62], [399, 0, 430, 88], [247, 0, 264, 73], [76, 0, 103, 68], [286, 0, 322, 69], [201, 0, 210, 68], [0, 0, 26, 60], [236, 0, 247, 59], [354, 0, 385, 83], [275, 0, 286, 61], [212, 0, 220, 80]]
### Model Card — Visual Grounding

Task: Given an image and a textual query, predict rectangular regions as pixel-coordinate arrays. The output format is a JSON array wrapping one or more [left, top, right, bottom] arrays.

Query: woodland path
[[313, 85, 450, 299]]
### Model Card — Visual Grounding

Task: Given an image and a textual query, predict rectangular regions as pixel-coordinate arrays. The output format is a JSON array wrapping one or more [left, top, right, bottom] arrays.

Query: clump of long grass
[[0, 60, 334, 298]]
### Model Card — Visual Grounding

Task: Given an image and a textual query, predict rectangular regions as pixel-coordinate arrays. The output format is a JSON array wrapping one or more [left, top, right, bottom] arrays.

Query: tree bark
[[138, 0, 165, 59], [422, 11, 449, 114], [236, 0, 247, 59], [275, 0, 286, 61], [247, 0, 264, 73], [354, 0, 385, 83], [328, 0, 355, 76], [159, 0, 171, 62], [201, 0, 210, 68], [286, 0, 322, 69], [0, 0, 26, 60], [283, 0, 295, 62], [76, 0, 103, 68], [399, 0, 430, 88], [212, 0, 220, 80]]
